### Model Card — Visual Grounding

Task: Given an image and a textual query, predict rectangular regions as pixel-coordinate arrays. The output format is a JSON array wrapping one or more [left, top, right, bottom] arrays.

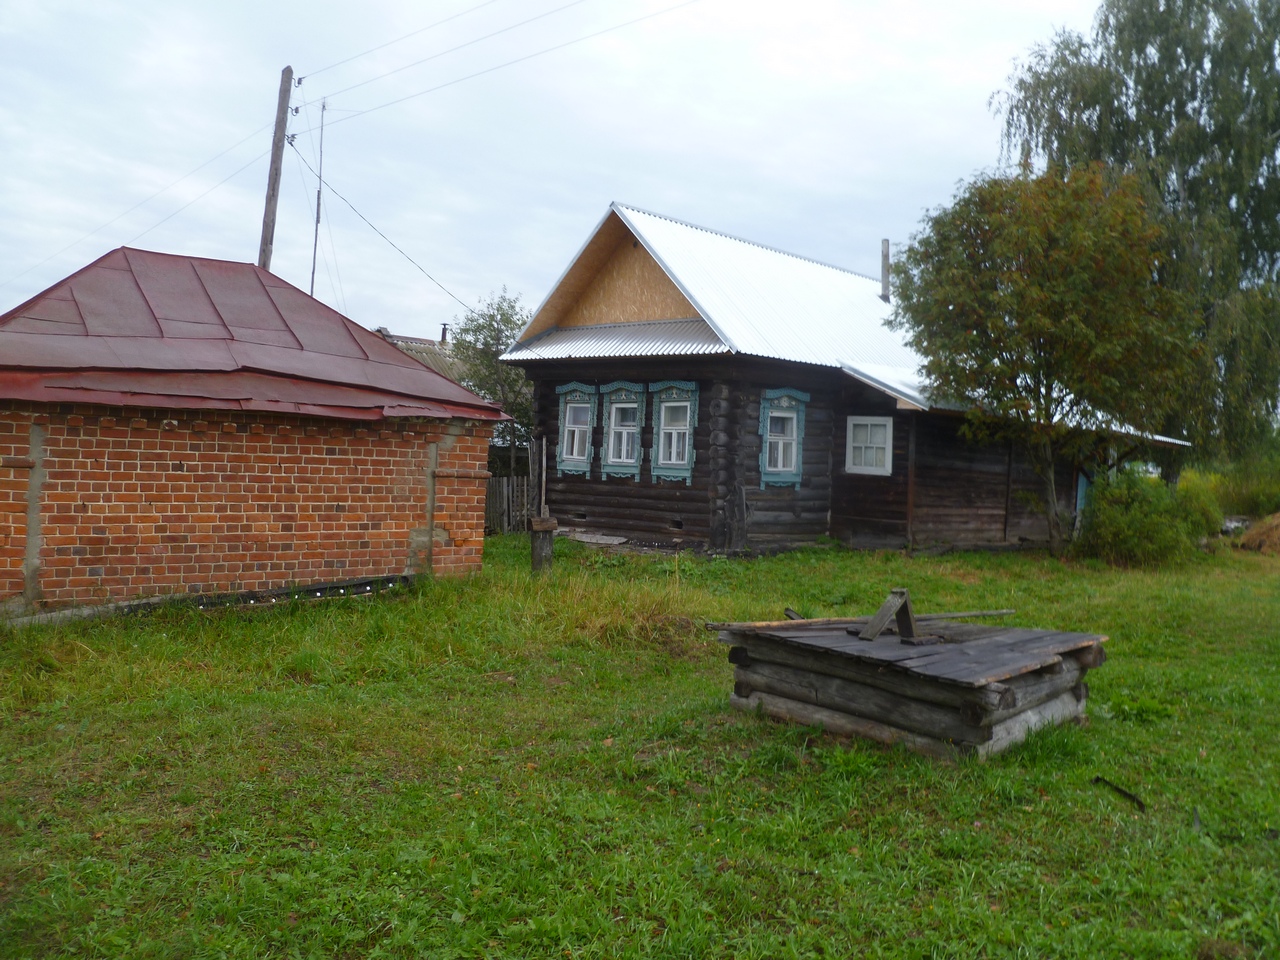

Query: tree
[[994, 0, 1280, 456], [890, 164, 1199, 554], [451, 289, 533, 478]]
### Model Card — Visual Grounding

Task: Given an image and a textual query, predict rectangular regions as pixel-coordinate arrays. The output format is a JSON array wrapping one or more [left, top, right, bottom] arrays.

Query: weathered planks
[[719, 612, 1105, 760]]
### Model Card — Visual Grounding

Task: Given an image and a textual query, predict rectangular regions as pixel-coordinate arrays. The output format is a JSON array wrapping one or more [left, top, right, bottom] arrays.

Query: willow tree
[[891, 165, 1198, 554], [994, 0, 1280, 456]]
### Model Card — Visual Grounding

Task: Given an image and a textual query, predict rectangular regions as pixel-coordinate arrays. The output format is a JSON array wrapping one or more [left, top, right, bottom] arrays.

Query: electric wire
[[289, 142, 471, 312], [295, 0, 703, 134], [298, 0, 506, 80], [125, 149, 270, 246], [297, 0, 595, 106], [0, 122, 272, 290]]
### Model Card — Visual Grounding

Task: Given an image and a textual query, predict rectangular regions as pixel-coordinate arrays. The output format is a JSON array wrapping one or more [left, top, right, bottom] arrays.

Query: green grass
[[1, 537, 1278, 958]]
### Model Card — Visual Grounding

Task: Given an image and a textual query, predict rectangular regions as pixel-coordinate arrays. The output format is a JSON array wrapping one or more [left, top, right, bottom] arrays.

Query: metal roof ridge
[[611, 202, 882, 284]]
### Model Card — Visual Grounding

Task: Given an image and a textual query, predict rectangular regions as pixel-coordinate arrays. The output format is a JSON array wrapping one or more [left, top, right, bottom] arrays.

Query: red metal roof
[[0, 247, 506, 422]]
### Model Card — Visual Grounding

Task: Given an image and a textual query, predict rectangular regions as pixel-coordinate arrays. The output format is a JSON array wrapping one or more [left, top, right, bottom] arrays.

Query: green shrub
[[1174, 471, 1224, 539], [1074, 469, 1200, 567], [1185, 459, 1280, 518]]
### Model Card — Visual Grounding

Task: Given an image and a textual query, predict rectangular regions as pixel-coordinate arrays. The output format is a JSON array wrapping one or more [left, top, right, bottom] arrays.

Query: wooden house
[[502, 204, 1177, 552]]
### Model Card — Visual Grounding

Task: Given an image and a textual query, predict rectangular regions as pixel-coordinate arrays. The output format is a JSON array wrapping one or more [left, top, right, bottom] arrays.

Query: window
[[600, 381, 646, 479], [564, 403, 592, 460], [555, 382, 597, 476], [766, 412, 797, 472], [758, 388, 808, 488], [845, 416, 893, 475], [649, 380, 698, 484], [608, 403, 639, 464], [659, 402, 690, 466]]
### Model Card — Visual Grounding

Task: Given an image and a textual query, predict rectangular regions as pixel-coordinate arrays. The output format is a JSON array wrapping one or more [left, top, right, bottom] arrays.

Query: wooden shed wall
[[829, 383, 911, 549]]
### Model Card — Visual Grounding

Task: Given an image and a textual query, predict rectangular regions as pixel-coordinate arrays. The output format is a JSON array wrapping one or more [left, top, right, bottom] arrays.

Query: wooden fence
[[486, 475, 532, 534]]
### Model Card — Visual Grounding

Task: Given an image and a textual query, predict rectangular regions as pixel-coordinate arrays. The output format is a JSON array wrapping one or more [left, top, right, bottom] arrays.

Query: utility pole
[[257, 65, 294, 271]]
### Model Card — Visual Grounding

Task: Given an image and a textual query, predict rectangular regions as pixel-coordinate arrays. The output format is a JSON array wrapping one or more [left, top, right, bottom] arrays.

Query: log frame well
[[716, 615, 1106, 759]]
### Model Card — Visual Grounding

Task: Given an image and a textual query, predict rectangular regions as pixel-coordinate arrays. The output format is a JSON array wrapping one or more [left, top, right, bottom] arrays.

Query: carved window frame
[[648, 380, 698, 484], [759, 387, 809, 489], [555, 382, 597, 477], [600, 381, 646, 480]]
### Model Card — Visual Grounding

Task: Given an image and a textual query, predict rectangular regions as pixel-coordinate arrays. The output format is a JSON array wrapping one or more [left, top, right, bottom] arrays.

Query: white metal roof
[[505, 202, 928, 405], [504, 318, 730, 361]]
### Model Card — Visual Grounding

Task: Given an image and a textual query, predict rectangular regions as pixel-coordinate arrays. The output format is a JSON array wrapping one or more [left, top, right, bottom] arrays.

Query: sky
[[0, 0, 1101, 341]]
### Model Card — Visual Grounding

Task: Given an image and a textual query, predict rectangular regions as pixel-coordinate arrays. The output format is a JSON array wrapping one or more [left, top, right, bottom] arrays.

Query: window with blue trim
[[555, 382, 597, 477], [759, 388, 809, 488], [600, 381, 646, 480], [648, 380, 698, 484]]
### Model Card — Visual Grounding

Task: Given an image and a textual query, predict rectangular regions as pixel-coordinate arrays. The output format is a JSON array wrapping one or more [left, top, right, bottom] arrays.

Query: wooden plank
[[730, 691, 962, 761], [965, 659, 1085, 726], [976, 690, 1086, 758], [734, 661, 992, 743], [729, 639, 1015, 712]]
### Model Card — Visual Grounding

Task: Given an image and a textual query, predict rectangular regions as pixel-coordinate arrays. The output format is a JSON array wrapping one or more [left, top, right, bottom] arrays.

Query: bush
[[1174, 471, 1224, 538], [1074, 468, 1205, 567], [1184, 458, 1280, 518]]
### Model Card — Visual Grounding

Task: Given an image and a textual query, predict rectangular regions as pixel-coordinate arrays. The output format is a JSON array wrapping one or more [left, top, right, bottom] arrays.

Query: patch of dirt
[[1196, 938, 1246, 960], [1238, 513, 1280, 555]]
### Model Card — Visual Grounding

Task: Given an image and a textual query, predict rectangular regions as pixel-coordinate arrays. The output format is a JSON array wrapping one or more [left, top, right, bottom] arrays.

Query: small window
[[758, 388, 808, 488], [658, 401, 690, 466], [649, 380, 698, 484], [766, 412, 797, 472], [564, 403, 592, 461], [846, 416, 892, 476], [555, 382, 597, 476], [608, 403, 639, 464], [600, 381, 646, 479]]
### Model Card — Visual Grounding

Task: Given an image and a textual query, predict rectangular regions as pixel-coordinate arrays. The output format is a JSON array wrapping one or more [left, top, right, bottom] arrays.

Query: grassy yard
[[1, 537, 1277, 958]]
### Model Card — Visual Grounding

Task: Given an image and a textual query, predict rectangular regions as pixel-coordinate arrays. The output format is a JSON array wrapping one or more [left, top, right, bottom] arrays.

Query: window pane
[[567, 404, 590, 427], [849, 447, 864, 467], [851, 423, 868, 445], [615, 404, 637, 427], [664, 403, 689, 428], [624, 431, 636, 461], [873, 447, 885, 468], [869, 423, 887, 445], [782, 441, 795, 471], [769, 414, 794, 439], [767, 441, 780, 470]]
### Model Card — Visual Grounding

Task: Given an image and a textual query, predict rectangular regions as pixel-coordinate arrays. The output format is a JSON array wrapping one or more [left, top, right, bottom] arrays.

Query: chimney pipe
[[880, 239, 891, 303], [440, 322, 449, 344]]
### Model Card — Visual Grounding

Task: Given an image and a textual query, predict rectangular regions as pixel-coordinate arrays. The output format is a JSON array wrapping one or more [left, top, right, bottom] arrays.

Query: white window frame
[[657, 400, 691, 467], [765, 411, 798, 473], [845, 415, 893, 476], [562, 401, 592, 463], [607, 402, 640, 465]]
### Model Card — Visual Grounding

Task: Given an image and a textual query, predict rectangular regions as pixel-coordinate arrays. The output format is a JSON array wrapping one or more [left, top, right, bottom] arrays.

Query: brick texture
[[0, 404, 493, 611]]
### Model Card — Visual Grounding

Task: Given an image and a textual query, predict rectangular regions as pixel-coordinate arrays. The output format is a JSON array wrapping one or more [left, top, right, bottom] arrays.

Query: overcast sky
[[0, 0, 1100, 340]]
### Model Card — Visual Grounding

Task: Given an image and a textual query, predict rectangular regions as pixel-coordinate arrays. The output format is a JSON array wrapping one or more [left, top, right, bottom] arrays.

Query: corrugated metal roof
[[503, 318, 729, 361], [378, 331, 468, 382], [0, 247, 505, 422], [505, 202, 928, 405]]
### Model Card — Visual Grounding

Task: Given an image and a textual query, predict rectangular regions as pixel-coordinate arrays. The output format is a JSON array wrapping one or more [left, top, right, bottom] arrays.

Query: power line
[[289, 142, 471, 311], [0, 122, 272, 291], [298, 0, 596, 106], [295, 0, 704, 134], [299, 0, 507, 80], [125, 150, 270, 246]]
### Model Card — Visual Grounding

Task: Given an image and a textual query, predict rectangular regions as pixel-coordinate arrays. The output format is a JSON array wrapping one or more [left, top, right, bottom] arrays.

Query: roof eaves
[[839, 362, 928, 411]]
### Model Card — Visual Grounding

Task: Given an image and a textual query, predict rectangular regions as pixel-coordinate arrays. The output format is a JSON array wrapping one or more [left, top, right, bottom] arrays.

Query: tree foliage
[[451, 289, 533, 473], [994, 0, 1280, 457], [891, 164, 1199, 553]]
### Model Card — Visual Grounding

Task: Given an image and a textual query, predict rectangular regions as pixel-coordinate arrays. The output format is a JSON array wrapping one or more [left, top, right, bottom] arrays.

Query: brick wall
[[0, 404, 492, 612]]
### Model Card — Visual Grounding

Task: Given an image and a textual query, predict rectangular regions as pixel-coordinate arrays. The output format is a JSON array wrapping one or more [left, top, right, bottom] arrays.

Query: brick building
[[0, 247, 505, 615]]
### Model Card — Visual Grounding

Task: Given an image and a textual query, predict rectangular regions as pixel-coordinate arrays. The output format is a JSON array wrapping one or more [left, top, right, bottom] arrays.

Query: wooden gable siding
[[558, 238, 698, 328]]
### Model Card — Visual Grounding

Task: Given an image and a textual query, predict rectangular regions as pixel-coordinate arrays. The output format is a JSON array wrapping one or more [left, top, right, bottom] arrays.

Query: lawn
[[1, 536, 1277, 958]]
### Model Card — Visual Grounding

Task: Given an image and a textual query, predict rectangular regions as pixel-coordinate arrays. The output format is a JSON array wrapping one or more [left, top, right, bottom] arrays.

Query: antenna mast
[[309, 99, 327, 296]]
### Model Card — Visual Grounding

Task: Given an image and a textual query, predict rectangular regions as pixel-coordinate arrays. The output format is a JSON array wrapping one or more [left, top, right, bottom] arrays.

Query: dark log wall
[[523, 359, 842, 550], [830, 383, 911, 549], [519, 357, 1080, 551]]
